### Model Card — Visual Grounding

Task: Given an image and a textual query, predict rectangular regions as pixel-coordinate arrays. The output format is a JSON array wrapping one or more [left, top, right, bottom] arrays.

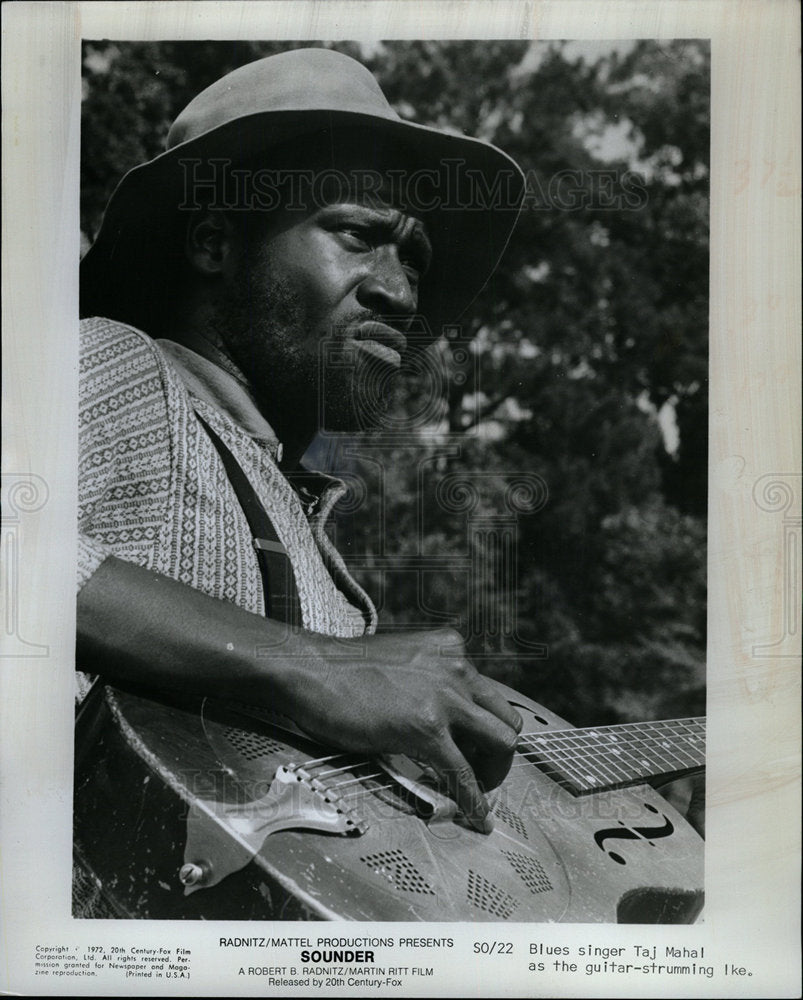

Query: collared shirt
[[77, 317, 377, 696], [155, 339, 283, 454]]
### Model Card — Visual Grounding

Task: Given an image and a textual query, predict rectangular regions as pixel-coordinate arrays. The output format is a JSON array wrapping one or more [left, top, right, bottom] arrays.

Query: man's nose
[[356, 250, 418, 318]]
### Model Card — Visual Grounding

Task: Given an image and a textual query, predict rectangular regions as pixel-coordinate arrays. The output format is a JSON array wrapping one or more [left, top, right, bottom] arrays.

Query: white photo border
[[1, 2, 800, 997]]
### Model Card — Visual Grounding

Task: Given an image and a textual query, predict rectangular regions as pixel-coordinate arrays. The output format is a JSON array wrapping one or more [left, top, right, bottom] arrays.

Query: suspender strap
[[196, 415, 301, 626]]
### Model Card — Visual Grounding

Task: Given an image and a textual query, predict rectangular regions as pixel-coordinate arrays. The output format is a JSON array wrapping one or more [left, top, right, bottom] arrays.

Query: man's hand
[[78, 559, 521, 833], [285, 628, 523, 832]]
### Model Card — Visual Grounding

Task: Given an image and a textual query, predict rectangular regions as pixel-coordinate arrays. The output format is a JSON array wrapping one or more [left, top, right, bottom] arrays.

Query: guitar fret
[[519, 736, 612, 791], [518, 745, 699, 791], [520, 721, 704, 757], [520, 743, 652, 790], [566, 753, 631, 790], [657, 736, 700, 767], [561, 736, 635, 788], [519, 718, 704, 740], [562, 748, 612, 790], [554, 755, 608, 792], [516, 755, 634, 792], [517, 717, 705, 793], [653, 725, 705, 767], [559, 745, 655, 788]]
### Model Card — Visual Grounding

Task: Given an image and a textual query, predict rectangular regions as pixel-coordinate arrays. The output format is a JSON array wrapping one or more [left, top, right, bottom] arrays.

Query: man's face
[[212, 187, 433, 439]]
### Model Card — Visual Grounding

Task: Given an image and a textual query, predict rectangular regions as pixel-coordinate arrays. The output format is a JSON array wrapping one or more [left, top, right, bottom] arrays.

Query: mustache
[[331, 312, 436, 351]]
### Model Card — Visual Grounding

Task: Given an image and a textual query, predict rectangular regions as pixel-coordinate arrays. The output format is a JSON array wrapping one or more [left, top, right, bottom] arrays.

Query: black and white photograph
[[73, 36, 708, 924], [1, 1, 800, 997]]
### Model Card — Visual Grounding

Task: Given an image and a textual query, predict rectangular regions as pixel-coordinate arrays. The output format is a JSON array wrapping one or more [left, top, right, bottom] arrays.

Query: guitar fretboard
[[517, 718, 705, 796]]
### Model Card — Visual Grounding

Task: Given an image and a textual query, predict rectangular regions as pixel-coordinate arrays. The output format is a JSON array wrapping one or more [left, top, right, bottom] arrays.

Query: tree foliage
[[81, 39, 709, 725]]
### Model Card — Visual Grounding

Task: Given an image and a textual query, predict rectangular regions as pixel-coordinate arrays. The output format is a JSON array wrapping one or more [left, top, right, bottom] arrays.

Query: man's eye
[[401, 258, 422, 283], [339, 227, 372, 249]]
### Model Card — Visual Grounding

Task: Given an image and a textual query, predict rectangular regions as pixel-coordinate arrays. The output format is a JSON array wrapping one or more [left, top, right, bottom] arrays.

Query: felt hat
[[80, 47, 525, 337]]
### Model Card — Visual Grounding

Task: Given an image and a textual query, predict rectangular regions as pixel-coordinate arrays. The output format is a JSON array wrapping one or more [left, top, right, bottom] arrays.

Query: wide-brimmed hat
[[80, 47, 525, 336]]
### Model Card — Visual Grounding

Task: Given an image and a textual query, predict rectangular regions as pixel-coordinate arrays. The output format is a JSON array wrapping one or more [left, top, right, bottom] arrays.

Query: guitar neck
[[517, 718, 705, 796]]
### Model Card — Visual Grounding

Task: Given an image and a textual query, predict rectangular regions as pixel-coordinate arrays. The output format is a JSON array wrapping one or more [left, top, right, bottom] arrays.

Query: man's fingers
[[452, 702, 520, 792], [426, 735, 493, 834], [435, 674, 522, 796], [470, 676, 523, 735]]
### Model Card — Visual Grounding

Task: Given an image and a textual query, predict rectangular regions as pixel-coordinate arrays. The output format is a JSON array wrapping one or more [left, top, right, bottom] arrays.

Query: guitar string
[[309, 749, 702, 807], [284, 729, 704, 797], [515, 720, 705, 749], [514, 746, 635, 786], [307, 745, 688, 801], [505, 765, 703, 797], [313, 761, 372, 779], [519, 758, 705, 794], [510, 724, 704, 791], [315, 755, 691, 805], [297, 723, 705, 778], [516, 739, 705, 757], [515, 733, 705, 762], [295, 751, 353, 769], [515, 725, 705, 775], [295, 757, 439, 800], [526, 736, 705, 774], [516, 740, 628, 779], [277, 747, 701, 806], [515, 739, 705, 772], [339, 782, 397, 802], [330, 750, 703, 806], [227, 716, 702, 770], [517, 736, 704, 762], [523, 734, 705, 760], [507, 752, 702, 775], [509, 743, 704, 778], [516, 736, 705, 759], [516, 718, 705, 738], [329, 772, 384, 789], [220, 708, 704, 801], [197, 680, 705, 824], [516, 752, 619, 789], [288, 753, 413, 797], [516, 726, 705, 747]]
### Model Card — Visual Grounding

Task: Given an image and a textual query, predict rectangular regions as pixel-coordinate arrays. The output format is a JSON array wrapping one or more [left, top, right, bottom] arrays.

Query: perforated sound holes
[[359, 849, 435, 894], [502, 850, 553, 894], [492, 800, 528, 839], [222, 727, 284, 760], [466, 870, 519, 919]]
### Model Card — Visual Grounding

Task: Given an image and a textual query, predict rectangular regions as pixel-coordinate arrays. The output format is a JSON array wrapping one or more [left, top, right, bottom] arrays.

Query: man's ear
[[184, 211, 235, 276]]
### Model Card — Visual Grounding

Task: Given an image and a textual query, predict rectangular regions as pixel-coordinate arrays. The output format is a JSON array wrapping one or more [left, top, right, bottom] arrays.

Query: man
[[76, 47, 526, 846]]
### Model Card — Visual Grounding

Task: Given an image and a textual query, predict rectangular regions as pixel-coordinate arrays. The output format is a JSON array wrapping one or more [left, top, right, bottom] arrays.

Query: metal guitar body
[[73, 683, 703, 922]]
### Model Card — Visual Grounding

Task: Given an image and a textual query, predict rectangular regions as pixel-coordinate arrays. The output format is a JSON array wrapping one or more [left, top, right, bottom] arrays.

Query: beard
[[208, 264, 400, 444]]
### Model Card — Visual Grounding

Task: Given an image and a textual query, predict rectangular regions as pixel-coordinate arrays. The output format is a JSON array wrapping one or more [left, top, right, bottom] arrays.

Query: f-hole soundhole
[[509, 700, 549, 727]]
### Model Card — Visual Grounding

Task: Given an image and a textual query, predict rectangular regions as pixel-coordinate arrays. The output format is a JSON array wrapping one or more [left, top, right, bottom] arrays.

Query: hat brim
[[80, 109, 525, 338]]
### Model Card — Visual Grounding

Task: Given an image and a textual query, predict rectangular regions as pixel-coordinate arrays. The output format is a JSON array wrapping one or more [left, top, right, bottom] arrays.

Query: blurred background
[[81, 39, 709, 727]]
